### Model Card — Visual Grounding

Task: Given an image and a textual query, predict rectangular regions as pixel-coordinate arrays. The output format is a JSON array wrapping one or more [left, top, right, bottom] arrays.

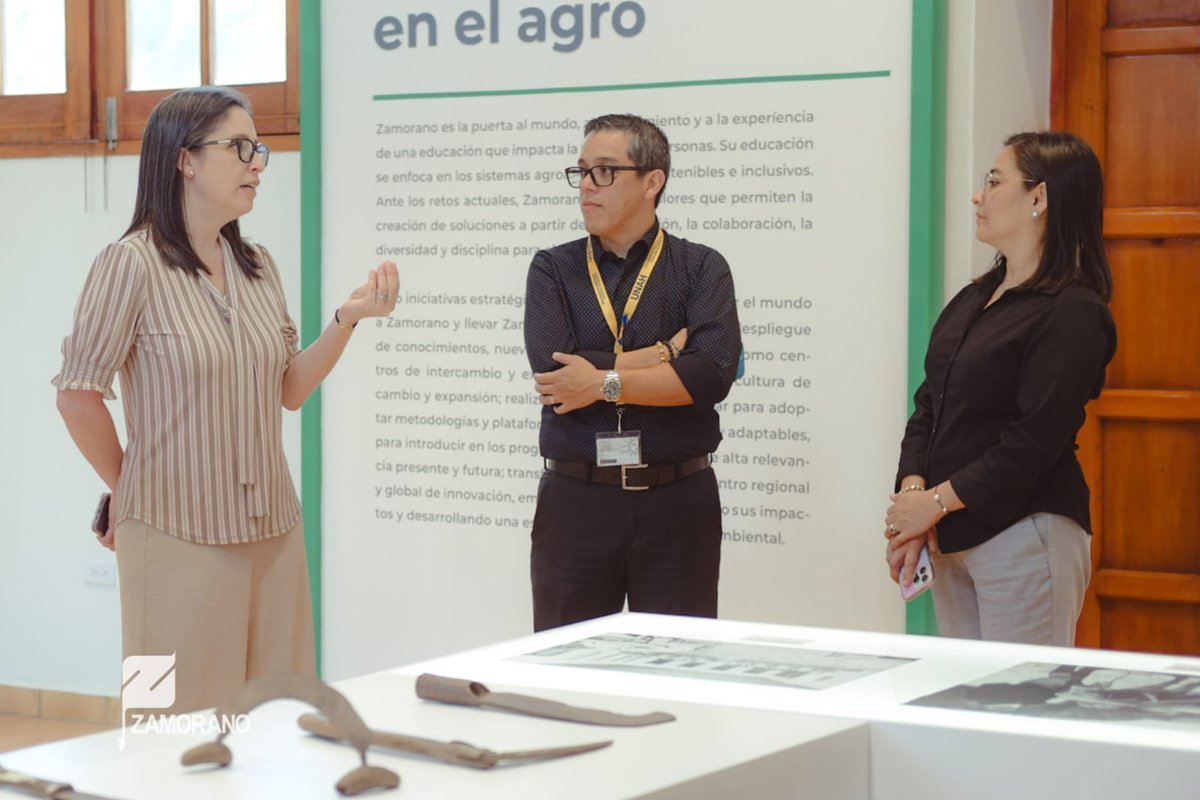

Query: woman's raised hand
[[338, 261, 400, 326]]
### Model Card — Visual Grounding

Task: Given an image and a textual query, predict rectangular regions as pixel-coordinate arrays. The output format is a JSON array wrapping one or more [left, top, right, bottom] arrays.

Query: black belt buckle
[[620, 463, 650, 491]]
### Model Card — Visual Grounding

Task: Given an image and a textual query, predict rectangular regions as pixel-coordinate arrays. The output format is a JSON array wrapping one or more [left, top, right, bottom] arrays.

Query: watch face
[[603, 372, 622, 402]]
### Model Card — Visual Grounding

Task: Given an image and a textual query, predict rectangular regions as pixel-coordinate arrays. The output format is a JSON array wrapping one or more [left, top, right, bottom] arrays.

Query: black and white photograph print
[[908, 661, 1200, 731], [515, 632, 915, 690]]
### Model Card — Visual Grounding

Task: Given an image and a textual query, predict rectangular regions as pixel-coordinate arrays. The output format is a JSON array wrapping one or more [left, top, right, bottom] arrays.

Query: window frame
[[0, 0, 91, 147], [0, 0, 299, 157]]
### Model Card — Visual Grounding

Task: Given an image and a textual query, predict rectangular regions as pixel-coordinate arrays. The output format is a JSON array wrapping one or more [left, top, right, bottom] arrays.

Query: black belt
[[544, 455, 711, 491]]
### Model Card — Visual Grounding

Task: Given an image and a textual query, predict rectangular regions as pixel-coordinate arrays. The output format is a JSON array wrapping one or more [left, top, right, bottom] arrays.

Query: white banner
[[322, 0, 912, 679]]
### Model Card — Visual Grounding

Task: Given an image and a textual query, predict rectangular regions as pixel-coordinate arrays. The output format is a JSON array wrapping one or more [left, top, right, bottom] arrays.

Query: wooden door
[[1053, 0, 1200, 654]]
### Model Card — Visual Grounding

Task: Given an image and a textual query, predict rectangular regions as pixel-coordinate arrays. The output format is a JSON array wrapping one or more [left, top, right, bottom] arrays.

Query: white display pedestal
[[0, 669, 867, 799], [5, 612, 1199, 799], [397, 613, 1200, 800]]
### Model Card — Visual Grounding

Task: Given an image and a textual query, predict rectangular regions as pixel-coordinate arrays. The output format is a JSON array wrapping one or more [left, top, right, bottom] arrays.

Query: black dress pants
[[530, 465, 722, 632]]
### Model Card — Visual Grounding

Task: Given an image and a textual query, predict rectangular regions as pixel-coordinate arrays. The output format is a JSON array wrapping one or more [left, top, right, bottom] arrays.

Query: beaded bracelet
[[932, 485, 949, 514]]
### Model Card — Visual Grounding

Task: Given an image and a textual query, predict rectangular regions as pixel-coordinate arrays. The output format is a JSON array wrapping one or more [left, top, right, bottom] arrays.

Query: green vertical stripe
[[299, 0, 324, 674], [905, 0, 947, 635]]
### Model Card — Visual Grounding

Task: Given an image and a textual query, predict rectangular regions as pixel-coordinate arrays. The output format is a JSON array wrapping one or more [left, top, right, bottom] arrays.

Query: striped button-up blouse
[[53, 229, 302, 545]]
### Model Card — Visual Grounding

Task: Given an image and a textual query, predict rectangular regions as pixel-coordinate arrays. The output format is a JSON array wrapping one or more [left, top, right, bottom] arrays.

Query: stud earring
[[187, 170, 195, 177], [1032, 209, 1040, 219]]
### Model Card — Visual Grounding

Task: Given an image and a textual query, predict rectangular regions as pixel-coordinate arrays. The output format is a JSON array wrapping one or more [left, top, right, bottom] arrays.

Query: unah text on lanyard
[[586, 228, 666, 354]]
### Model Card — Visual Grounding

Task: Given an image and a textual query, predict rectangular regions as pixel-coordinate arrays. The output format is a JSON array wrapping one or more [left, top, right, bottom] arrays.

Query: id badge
[[596, 431, 642, 467]]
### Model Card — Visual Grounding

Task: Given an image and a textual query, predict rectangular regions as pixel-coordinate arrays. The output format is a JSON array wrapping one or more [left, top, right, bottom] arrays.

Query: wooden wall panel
[[1106, 240, 1200, 390], [1108, 1, 1200, 26], [1101, 599, 1200, 654], [1058, 0, 1200, 654], [1105, 55, 1200, 208], [1100, 420, 1200, 573]]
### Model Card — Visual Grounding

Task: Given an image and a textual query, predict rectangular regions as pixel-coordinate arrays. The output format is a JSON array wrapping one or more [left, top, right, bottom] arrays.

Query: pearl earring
[[1032, 209, 1040, 219], [187, 170, 194, 177]]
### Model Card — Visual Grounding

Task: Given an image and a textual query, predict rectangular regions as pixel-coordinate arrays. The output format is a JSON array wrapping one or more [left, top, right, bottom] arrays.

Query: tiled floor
[[0, 714, 114, 753]]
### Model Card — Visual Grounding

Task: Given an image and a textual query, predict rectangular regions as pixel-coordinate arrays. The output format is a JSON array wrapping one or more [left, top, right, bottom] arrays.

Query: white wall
[[943, 0, 1053, 296], [319, 0, 918, 680], [0, 152, 301, 696], [0, 0, 1052, 697]]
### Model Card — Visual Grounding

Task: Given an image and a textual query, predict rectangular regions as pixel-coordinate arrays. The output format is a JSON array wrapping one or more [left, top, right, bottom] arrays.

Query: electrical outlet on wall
[[85, 562, 116, 587]]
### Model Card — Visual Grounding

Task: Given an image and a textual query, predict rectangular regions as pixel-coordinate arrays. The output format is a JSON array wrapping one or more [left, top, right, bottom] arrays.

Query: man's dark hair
[[583, 114, 670, 206], [126, 85, 263, 280], [978, 131, 1112, 301]]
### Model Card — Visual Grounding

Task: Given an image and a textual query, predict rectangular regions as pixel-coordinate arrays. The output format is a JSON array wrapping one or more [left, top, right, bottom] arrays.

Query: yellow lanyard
[[586, 228, 665, 353]]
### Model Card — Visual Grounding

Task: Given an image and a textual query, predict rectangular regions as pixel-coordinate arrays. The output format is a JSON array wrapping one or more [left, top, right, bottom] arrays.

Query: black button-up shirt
[[524, 221, 741, 463], [897, 269, 1117, 553]]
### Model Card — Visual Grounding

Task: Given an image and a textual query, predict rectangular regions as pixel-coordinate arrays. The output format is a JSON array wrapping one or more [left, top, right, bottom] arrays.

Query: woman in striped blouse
[[54, 86, 397, 712]]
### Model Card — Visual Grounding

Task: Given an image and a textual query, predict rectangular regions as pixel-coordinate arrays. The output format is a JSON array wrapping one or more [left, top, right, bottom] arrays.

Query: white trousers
[[930, 512, 1092, 646]]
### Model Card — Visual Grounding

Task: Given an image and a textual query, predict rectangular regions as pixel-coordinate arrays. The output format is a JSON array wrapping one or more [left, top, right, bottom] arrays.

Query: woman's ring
[[376, 292, 387, 302], [887, 523, 897, 535]]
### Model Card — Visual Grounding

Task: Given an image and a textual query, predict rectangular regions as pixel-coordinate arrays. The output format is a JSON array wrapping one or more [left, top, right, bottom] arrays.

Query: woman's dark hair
[[978, 131, 1112, 301], [125, 86, 262, 279]]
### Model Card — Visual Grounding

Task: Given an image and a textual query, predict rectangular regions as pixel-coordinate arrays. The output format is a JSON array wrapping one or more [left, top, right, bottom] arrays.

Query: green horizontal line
[[373, 71, 891, 101]]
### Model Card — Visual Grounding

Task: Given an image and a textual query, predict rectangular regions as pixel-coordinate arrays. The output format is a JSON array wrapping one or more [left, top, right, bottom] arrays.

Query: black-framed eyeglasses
[[565, 165, 644, 188], [195, 137, 271, 168]]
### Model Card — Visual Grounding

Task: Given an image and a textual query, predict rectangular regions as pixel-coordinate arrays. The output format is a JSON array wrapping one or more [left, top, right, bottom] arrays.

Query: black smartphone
[[91, 492, 112, 536]]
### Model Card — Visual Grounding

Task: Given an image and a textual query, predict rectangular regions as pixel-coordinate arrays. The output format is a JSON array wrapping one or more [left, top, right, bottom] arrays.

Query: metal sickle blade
[[484, 691, 676, 727], [488, 739, 613, 763], [414, 673, 676, 727], [298, 713, 612, 769]]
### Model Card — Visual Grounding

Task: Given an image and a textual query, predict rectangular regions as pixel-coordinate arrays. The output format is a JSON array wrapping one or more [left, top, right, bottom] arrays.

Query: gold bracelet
[[932, 485, 949, 514], [655, 341, 669, 363], [900, 484, 924, 493]]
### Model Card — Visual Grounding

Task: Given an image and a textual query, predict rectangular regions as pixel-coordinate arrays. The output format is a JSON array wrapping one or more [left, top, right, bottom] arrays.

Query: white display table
[[4, 612, 1198, 799], [0, 668, 866, 799], [398, 613, 1200, 800]]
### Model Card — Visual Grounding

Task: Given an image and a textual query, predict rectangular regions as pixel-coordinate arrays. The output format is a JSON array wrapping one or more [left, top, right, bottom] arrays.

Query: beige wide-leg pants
[[115, 518, 316, 714]]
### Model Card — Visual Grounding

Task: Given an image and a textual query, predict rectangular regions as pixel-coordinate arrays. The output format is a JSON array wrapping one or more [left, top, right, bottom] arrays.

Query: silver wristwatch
[[602, 370, 623, 403]]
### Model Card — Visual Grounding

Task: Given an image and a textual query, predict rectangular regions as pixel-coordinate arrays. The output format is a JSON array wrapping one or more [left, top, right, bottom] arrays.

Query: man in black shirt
[[524, 114, 741, 631]]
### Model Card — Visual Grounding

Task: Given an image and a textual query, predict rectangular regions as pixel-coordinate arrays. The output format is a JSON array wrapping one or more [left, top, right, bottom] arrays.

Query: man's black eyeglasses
[[565, 165, 645, 188], [194, 137, 271, 168]]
